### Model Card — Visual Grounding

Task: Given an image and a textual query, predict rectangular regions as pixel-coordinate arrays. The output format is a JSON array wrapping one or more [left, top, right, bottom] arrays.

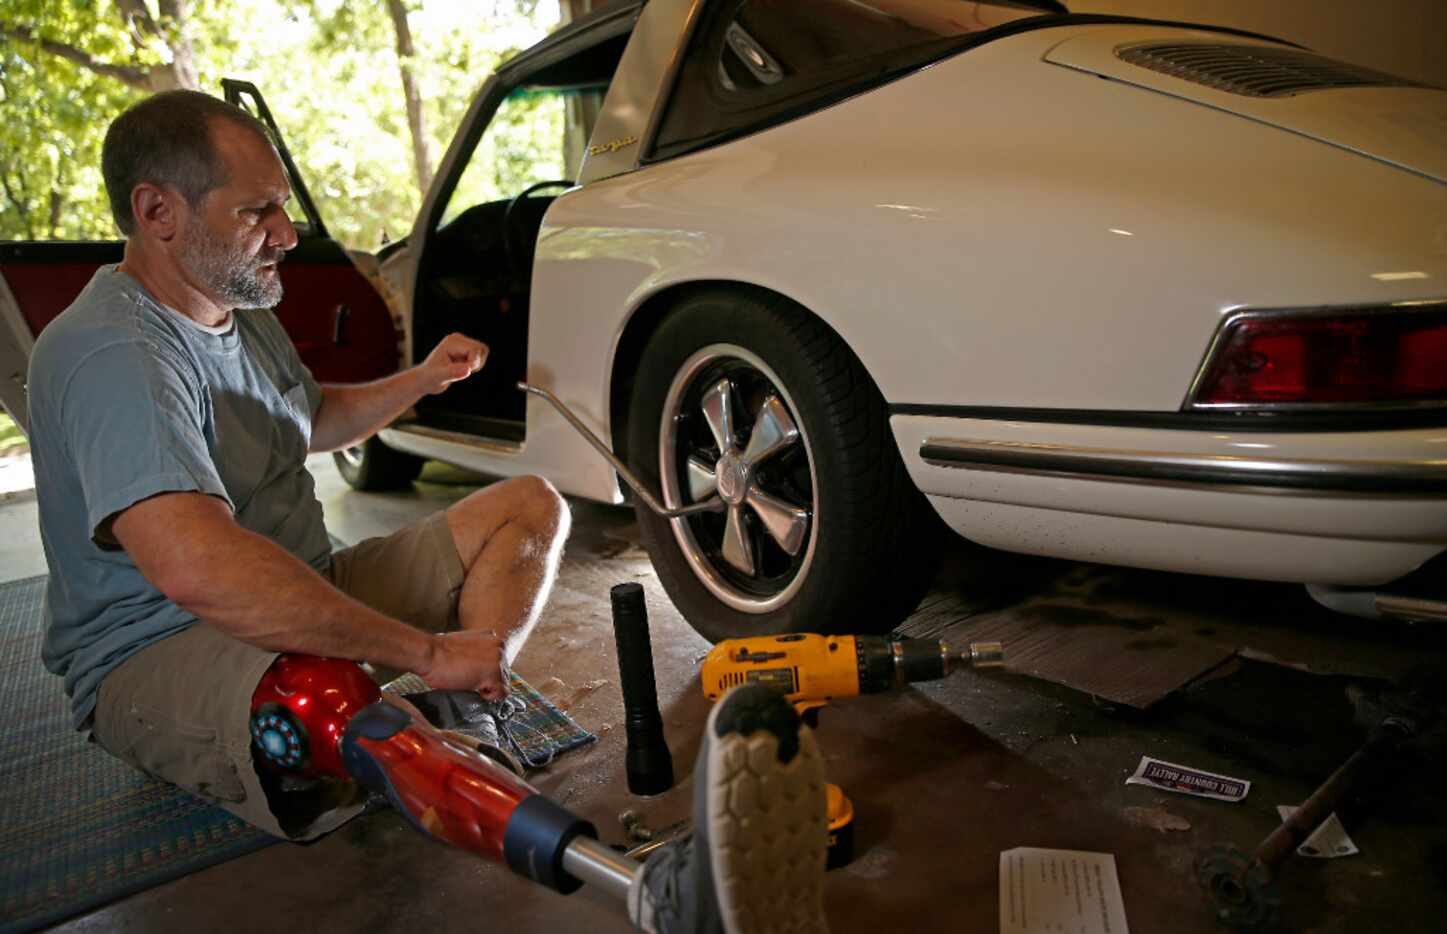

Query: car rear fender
[[540, 23, 1447, 424]]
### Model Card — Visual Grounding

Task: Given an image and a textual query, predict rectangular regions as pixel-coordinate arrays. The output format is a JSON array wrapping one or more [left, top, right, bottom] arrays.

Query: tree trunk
[[48, 190, 64, 239], [156, 0, 200, 90], [386, 0, 435, 195], [0, 174, 36, 241], [0, 0, 199, 93], [115, 0, 198, 90]]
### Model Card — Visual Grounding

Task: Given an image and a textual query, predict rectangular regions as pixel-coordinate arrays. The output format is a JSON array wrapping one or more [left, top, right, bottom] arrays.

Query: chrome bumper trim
[[919, 438, 1447, 495], [1376, 594, 1447, 623]]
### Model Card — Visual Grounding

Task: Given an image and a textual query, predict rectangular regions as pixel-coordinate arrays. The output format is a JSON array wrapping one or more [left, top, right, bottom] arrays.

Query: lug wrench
[[1196, 715, 1416, 931], [519, 382, 722, 519]]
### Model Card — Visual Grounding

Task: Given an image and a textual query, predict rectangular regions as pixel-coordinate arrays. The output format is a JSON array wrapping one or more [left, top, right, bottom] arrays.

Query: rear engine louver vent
[[1116, 42, 1428, 98]]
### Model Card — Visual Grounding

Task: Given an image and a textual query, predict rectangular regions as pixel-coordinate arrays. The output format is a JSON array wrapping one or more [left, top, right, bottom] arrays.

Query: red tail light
[[1189, 308, 1447, 408]]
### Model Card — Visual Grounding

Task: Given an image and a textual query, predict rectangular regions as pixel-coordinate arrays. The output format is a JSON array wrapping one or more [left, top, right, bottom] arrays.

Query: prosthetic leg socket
[[249, 654, 613, 895]]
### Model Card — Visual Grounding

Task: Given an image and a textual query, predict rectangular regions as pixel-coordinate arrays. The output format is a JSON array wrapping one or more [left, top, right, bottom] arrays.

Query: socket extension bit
[[610, 583, 674, 795]]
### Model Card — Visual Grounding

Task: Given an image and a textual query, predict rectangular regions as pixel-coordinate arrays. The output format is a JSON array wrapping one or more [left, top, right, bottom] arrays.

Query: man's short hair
[[102, 90, 273, 236]]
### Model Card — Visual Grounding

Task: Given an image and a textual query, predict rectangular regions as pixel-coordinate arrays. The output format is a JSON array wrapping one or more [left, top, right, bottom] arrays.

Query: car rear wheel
[[627, 288, 939, 642], [332, 435, 424, 491]]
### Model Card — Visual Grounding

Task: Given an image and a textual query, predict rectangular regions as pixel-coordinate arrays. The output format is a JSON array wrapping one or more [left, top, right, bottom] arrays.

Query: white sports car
[[4, 0, 1445, 640]]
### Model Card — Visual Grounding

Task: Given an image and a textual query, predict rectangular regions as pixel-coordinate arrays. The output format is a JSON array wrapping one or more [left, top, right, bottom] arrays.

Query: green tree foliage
[[442, 87, 567, 226], [1, 0, 561, 249], [0, 7, 143, 240], [0, 410, 26, 455]]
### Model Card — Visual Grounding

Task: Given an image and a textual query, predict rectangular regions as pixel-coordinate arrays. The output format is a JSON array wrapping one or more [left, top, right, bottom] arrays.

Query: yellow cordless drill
[[700, 633, 1005, 868]]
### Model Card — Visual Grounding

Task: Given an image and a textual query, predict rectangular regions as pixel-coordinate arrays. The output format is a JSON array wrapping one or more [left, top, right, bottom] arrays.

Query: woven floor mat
[[0, 575, 595, 932], [0, 576, 274, 933]]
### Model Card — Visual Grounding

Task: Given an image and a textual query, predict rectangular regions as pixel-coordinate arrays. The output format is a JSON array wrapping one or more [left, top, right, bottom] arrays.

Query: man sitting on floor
[[27, 88, 833, 934], [27, 89, 569, 841]]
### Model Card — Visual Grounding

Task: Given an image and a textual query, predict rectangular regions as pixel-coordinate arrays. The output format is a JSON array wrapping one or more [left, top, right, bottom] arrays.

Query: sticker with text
[[1124, 756, 1249, 802]]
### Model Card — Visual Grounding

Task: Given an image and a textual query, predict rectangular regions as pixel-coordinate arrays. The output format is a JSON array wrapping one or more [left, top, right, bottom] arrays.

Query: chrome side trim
[[889, 403, 1447, 432], [578, 0, 705, 185], [919, 438, 1447, 494], [1183, 299, 1447, 413], [385, 422, 523, 456]]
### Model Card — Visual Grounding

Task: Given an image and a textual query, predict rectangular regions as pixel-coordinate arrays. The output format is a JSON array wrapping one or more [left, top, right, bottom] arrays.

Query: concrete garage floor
[[6, 457, 1445, 933]]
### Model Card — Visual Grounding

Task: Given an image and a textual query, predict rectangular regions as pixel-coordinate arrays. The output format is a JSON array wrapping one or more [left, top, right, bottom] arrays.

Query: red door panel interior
[[271, 240, 400, 383], [0, 239, 398, 383], [1, 249, 120, 337]]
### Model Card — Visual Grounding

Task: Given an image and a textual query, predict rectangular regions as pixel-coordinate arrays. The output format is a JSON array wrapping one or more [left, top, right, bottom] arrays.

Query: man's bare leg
[[444, 475, 570, 664]]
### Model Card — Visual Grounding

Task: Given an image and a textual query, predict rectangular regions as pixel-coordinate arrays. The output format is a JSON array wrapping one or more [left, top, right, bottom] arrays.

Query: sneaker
[[630, 684, 829, 934], [395, 689, 526, 776]]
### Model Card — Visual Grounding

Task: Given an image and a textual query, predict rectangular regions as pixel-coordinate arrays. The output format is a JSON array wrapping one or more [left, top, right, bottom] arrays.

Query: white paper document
[[999, 847, 1129, 934], [1276, 805, 1359, 858]]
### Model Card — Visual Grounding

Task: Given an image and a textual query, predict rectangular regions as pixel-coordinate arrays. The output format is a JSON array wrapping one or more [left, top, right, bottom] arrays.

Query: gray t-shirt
[[27, 265, 332, 728]]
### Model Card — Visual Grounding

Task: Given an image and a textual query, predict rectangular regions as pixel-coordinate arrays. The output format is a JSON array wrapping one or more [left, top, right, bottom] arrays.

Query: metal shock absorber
[[1196, 715, 1418, 931]]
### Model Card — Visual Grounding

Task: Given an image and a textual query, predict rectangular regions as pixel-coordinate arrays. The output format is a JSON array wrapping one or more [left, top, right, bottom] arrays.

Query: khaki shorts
[[89, 511, 466, 840]]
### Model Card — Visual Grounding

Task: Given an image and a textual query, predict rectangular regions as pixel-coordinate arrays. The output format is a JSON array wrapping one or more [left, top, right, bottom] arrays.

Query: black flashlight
[[609, 582, 674, 796]]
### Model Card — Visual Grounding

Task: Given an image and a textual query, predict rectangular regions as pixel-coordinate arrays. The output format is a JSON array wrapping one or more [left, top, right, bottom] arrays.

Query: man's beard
[[180, 224, 284, 310]]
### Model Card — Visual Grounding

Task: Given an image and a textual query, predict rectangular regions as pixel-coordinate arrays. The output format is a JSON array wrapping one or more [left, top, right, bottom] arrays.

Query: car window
[[438, 83, 606, 228], [650, 0, 1056, 160]]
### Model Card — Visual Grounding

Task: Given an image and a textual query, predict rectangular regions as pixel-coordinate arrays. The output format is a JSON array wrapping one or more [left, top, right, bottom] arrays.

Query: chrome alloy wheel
[[659, 345, 819, 614], [338, 444, 366, 471]]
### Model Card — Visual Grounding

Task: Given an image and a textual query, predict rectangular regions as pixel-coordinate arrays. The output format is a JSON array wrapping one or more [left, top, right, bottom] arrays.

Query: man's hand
[[312, 333, 489, 452], [419, 630, 509, 699], [420, 333, 488, 395]]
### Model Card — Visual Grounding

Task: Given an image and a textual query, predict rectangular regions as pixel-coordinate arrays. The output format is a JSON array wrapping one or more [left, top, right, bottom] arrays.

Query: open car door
[[0, 80, 398, 433]]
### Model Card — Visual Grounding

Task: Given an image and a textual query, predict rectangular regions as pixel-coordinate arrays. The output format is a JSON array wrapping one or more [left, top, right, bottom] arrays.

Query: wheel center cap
[[716, 454, 749, 505]]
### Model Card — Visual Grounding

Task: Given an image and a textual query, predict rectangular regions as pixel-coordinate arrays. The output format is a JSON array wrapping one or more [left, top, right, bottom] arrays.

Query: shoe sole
[[699, 685, 830, 934]]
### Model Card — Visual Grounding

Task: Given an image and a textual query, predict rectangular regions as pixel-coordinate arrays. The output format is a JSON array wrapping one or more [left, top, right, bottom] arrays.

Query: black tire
[[626, 287, 940, 642], [332, 435, 424, 491]]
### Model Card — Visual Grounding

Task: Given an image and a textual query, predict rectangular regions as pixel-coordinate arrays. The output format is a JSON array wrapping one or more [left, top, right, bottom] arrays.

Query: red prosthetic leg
[[248, 655, 636, 896]]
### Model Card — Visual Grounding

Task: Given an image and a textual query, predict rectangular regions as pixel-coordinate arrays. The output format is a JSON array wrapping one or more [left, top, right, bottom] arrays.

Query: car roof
[[507, 1, 644, 72]]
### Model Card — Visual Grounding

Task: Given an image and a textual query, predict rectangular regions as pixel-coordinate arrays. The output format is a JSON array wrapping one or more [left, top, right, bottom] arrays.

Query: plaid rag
[[384, 671, 596, 769]]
